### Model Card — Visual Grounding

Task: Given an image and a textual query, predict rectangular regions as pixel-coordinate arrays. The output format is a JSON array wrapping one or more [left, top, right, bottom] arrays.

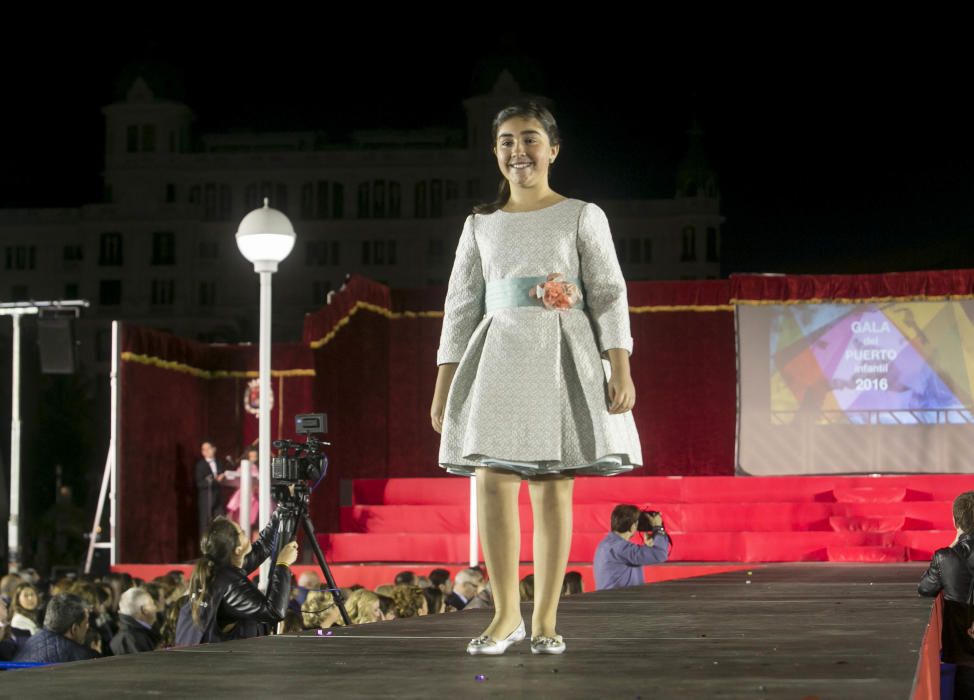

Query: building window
[[151, 279, 175, 306], [99, 233, 123, 266], [430, 179, 442, 217], [361, 240, 396, 265], [142, 124, 156, 153], [220, 184, 232, 220], [152, 232, 175, 265], [414, 181, 427, 218], [127, 125, 139, 153], [706, 226, 719, 262], [64, 283, 79, 299], [681, 226, 696, 261], [372, 180, 385, 218], [331, 241, 340, 265], [189, 185, 201, 205], [615, 238, 627, 264], [204, 183, 217, 220], [5, 245, 36, 270], [199, 281, 216, 306], [389, 182, 401, 217], [275, 184, 287, 215], [165, 183, 176, 203], [99, 280, 121, 305], [315, 181, 329, 219], [63, 245, 83, 262], [332, 183, 344, 219], [358, 182, 370, 218], [199, 238, 219, 260], [244, 184, 257, 210]]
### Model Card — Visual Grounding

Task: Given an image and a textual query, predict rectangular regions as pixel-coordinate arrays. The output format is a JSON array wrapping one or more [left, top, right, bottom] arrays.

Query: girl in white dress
[[431, 100, 640, 655]]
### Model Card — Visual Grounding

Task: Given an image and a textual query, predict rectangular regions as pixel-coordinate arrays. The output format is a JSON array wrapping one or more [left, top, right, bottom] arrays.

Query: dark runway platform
[[0, 564, 933, 699]]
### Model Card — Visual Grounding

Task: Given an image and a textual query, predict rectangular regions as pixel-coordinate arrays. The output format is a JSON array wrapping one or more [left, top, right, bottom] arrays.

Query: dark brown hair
[[954, 491, 974, 534], [189, 516, 239, 626], [472, 98, 561, 215], [611, 504, 641, 534]]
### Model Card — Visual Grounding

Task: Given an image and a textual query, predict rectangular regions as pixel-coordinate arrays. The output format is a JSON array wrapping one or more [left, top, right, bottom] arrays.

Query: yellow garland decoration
[[120, 352, 314, 379]]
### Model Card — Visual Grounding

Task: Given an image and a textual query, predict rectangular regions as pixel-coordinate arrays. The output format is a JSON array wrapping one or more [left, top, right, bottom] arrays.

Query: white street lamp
[[235, 197, 295, 588]]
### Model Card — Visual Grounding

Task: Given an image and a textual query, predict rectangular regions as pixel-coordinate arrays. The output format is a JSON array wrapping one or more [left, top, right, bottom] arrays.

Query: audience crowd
[[0, 564, 587, 666]]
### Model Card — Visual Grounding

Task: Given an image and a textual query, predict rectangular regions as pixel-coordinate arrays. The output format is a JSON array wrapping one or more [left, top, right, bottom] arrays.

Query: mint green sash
[[485, 276, 586, 312]]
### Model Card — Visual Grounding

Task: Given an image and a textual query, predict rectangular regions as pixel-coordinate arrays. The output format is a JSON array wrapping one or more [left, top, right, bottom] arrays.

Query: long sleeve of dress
[[436, 214, 486, 366], [577, 202, 634, 358]]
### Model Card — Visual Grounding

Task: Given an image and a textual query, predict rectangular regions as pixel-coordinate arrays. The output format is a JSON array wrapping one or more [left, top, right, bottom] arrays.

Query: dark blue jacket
[[13, 629, 98, 664]]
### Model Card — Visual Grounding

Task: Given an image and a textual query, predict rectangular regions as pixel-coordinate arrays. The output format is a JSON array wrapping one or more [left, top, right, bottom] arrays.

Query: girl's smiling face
[[493, 115, 559, 189]]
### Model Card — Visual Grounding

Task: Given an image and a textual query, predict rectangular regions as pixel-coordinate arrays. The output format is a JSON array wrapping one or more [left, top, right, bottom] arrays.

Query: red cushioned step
[[829, 516, 905, 532], [832, 487, 906, 503], [827, 546, 907, 562]]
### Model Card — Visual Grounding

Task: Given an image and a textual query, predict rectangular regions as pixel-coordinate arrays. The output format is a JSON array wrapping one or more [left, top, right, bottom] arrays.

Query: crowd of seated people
[[0, 562, 588, 666]]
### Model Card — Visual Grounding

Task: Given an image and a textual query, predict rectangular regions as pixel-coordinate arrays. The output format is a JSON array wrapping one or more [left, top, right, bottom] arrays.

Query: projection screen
[[736, 299, 974, 475]]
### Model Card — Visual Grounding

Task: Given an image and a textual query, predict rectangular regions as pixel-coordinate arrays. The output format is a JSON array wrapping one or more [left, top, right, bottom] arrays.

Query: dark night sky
[[2, 29, 971, 277]]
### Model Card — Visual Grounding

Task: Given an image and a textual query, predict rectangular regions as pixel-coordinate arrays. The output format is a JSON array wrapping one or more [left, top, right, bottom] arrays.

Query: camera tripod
[[272, 482, 351, 626]]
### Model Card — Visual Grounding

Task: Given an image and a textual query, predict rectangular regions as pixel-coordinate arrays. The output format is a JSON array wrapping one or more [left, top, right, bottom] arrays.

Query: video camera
[[271, 413, 330, 484], [636, 510, 663, 532]]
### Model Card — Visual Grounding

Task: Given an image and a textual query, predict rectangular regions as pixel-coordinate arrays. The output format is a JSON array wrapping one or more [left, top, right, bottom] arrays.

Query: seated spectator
[[519, 574, 535, 602], [463, 580, 494, 610], [562, 571, 583, 596], [301, 590, 340, 629], [390, 584, 427, 618], [445, 568, 484, 610], [422, 586, 445, 615], [110, 587, 160, 655], [0, 597, 17, 661], [9, 582, 42, 637], [344, 588, 382, 624], [376, 593, 396, 621], [394, 571, 417, 586], [13, 593, 98, 664], [291, 570, 321, 609], [0, 574, 22, 606], [429, 569, 453, 599], [279, 610, 303, 633], [593, 505, 670, 591], [918, 490, 974, 698], [158, 595, 187, 649]]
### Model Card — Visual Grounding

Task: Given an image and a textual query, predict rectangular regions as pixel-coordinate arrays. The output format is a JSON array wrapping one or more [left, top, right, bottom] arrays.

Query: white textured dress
[[436, 197, 643, 478]]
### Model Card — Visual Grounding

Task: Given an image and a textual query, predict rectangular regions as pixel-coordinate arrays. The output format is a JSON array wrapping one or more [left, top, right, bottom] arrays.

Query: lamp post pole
[[236, 197, 295, 589]]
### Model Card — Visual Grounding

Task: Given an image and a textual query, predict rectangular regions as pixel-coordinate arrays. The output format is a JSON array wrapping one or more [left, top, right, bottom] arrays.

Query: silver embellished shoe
[[530, 634, 566, 654], [466, 619, 526, 655]]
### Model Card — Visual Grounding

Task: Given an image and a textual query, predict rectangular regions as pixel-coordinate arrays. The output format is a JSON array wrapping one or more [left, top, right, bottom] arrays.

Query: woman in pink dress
[[225, 447, 260, 528]]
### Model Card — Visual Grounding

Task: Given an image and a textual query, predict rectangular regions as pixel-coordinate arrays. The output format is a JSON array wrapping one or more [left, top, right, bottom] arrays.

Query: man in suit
[[195, 440, 226, 539], [445, 568, 485, 610]]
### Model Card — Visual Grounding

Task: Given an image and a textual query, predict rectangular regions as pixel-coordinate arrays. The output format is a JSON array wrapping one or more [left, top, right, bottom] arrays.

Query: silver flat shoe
[[530, 634, 566, 654], [466, 619, 526, 655]]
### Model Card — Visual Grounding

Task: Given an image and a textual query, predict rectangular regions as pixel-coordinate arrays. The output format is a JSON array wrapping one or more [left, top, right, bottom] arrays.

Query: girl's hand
[[607, 373, 635, 414]]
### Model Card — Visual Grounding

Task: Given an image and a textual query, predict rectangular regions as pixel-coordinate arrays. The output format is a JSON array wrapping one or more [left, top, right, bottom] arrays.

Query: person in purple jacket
[[593, 505, 670, 590]]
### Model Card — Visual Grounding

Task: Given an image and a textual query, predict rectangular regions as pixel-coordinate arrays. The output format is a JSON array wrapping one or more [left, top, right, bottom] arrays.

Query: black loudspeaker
[[37, 317, 76, 374]]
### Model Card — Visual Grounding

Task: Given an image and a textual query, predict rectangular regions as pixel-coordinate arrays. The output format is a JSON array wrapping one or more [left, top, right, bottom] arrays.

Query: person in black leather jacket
[[918, 490, 974, 699], [185, 509, 298, 643]]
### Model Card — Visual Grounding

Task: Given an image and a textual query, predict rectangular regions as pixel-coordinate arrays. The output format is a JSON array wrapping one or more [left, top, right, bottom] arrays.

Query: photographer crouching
[[176, 503, 298, 645], [593, 505, 670, 590]]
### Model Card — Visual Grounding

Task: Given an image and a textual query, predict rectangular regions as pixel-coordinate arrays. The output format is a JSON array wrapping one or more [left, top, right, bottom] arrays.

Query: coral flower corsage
[[528, 273, 583, 311]]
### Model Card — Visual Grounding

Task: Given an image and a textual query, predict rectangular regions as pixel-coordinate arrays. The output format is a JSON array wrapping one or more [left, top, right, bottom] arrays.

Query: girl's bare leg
[[475, 466, 523, 639], [528, 472, 574, 638]]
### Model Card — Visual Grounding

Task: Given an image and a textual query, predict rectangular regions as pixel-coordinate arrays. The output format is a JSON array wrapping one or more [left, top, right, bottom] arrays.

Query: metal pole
[[7, 314, 21, 572], [258, 270, 273, 589], [469, 475, 478, 567], [110, 320, 119, 565]]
